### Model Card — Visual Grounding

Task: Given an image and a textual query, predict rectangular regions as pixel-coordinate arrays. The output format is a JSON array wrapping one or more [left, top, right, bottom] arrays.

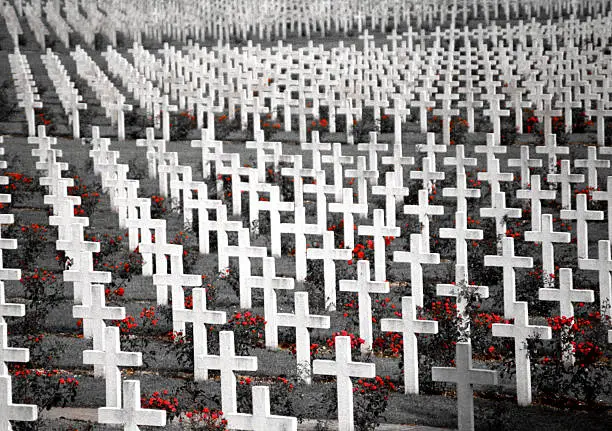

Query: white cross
[[73, 284, 125, 376], [432, 341, 498, 431], [439, 211, 483, 267], [0, 376, 37, 429], [312, 336, 376, 431], [443, 171, 481, 214], [172, 288, 226, 381], [198, 330, 258, 414], [560, 193, 603, 260], [535, 133, 569, 175], [534, 94, 562, 136], [321, 142, 354, 202], [0, 322, 28, 376], [357, 131, 387, 176], [393, 233, 440, 307], [225, 386, 297, 430], [593, 176, 612, 241], [574, 146, 609, 190], [444, 144, 477, 175], [98, 379, 166, 429], [357, 209, 400, 282], [586, 99, 612, 146], [339, 260, 389, 352], [579, 240, 612, 316], [345, 156, 378, 206], [540, 267, 594, 319], [410, 156, 445, 194], [484, 237, 533, 318], [524, 213, 571, 287], [277, 292, 330, 384], [492, 301, 551, 406], [328, 188, 368, 250], [480, 192, 521, 247], [83, 326, 142, 408], [372, 171, 410, 227], [247, 257, 294, 348], [225, 228, 267, 308], [307, 231, 351, 311], [404, 188, 444, 253], [381, 296, 438, 394], [508, 145, 542, 190], [547, 159, 584, 210]]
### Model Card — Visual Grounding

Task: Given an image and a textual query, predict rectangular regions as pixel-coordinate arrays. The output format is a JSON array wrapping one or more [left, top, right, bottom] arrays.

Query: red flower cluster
[[141, 389, 178, 413], [113, 315, 138, 334], [180, 408, 227, 428], [353, 375, 397, 394], [373, 332, 403, 357], [326, 330, 364, 350]]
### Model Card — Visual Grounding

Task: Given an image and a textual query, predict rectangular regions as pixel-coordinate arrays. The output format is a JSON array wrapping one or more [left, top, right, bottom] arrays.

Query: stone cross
[[393, 233, 440, 307], [279, 206, 322, 282], [98, 379, 166, 429], [574, 146, 609, 190], [593, 176, 612, 241], [410, 156, 445, 194], [0, 376, 37, 429], [380, 296, 438, 394], [404, 188, 444, 253], [312, 336, 376, 431], [357, 132, 387, 176], [345, 156, 378, 206], [524, 213, 571, 288], [339, 260, 389, 352], [492, 301, 552, 406], [172, 288, 227, 381], [225, 228, 267, 308], [83, 326, 142, 408], [586, 99, 612, 147], [432, 341, 498, 431], [107, 96, 132, 141], [0, 280, 24, 324], [482, 97, 510, 144], [372, 171, 410, 227], [480, 192, 522, 249], [535, 133, 569, 175], [247, 257, 294, 348], [136, 128, 166, 179], [436, 263, 489, 335], [534, 94, 562, 136], [0, 322, 29, 376], [381, 143, 414, 192], [443, 145, 477, 175], [160, 94, 178, 142], [508, 145, 542, 190], [258, 186, 294, 258], [484, 237, 533, 318], [277, 291, 330, 384], [516, 175, 556, 232], [560, 193, 603, 260], [307, 231, 351, 311], [540, 268, 594, 320], [328, 188, 368, 250], [547, 159, 584, 210], [198, 331, 258, 414], [225, 386, 297, 430], [321, 142, 354, 202], [439, 211, 483, 267], [72, 284, 125, 377], [357, 209, 400, 282], [443, 171, 481, 214], [579, 240, 612, 315], [302, 132, 331, 172]]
